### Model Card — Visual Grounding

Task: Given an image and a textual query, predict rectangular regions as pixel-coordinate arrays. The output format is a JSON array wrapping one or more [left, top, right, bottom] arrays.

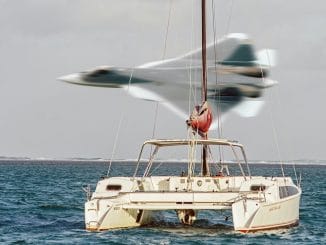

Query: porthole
[[197, 180, 203, 187]]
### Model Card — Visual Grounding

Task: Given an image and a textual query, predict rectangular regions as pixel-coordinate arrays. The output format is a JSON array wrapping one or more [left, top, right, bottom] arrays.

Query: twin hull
[[85, 175, 300, 232]]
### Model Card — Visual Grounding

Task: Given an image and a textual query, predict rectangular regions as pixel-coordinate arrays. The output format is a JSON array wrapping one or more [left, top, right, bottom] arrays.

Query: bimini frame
[[133, 138, 251, 179]]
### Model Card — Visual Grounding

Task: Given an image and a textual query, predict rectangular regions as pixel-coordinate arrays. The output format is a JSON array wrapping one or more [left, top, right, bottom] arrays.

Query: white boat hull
[[84, 175, 301, 232], [232, 189, 301, 232], [85, 199, 152, 231]]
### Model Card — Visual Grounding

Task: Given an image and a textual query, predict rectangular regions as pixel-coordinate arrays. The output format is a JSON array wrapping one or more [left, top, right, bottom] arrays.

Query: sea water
[[0, 161, 325, 244]]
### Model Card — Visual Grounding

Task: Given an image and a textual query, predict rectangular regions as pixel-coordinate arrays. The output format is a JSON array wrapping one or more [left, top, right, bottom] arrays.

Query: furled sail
[[186, 101, 212, 137]]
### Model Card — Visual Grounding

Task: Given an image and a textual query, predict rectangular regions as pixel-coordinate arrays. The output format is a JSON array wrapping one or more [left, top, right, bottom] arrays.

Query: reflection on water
[[146, 210, 234, 236]]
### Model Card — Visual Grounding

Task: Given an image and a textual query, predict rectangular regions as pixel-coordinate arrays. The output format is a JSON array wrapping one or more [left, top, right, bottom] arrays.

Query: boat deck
[[117, 190, 264, 210]]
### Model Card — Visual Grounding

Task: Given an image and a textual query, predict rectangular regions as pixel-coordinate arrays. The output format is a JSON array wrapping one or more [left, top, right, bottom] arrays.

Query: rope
[[187, 128, 196, 177]]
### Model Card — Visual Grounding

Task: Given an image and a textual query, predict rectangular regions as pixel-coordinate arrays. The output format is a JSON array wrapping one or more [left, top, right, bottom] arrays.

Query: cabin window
[[250, 185, 266, 191], [89, 69, 109, 77], [106, 185, 122, 191], [279, 186, 298, 199]]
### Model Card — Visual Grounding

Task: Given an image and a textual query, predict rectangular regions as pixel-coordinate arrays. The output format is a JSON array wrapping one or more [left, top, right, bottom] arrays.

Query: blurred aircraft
[[59, 33, 277, 127]]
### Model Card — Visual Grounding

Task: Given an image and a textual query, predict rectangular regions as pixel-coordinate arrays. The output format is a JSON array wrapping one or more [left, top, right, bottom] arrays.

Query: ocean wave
[[38, 204, 83, 212]]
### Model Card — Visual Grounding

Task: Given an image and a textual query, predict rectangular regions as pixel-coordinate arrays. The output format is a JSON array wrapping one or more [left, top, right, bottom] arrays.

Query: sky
[[0, 0, 325, 161]]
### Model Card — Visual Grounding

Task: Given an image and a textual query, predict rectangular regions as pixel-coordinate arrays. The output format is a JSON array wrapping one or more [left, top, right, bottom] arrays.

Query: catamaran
[[61, 0, 301, 232], [83, 138, 301, 232]]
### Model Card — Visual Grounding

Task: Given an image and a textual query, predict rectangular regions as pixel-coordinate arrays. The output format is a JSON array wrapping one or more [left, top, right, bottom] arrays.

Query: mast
[[201, 0, 209, 176], [201, 0, 207, 102]]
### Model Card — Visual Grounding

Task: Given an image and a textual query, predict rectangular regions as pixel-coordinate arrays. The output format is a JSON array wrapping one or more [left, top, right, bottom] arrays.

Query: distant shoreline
[[0, 158, 325, 166]]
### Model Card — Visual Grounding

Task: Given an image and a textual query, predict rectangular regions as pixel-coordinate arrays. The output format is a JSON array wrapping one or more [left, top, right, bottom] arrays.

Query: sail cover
[[186, 101, 212, 137]]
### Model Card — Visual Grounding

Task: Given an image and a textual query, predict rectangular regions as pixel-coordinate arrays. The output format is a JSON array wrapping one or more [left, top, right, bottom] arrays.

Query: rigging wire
[[211, 0, 226, 170], [106, 2, 172, 176], [264, 50, 299, 183], [211, 0, 222, 139], [188, 0, 196, 116], [146, 0, 174, 174], [268, 88, 285, 177], [148, 0, 173, 159], [225, 0, 234, 35], [187, 0, 198, 177], [150, 0, 173, 140], [259, 52, 285, 177], [107, 69, 134, 176], [106, 2, 174, 178], [267, 51, 299, 185], [275, 89, 299, 184], [106, 114, 124, 176], [151, 103, 159, 139], [152, 0, 173, 138], [211, 0, 235, 136], [163, 0, 173, 61]]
